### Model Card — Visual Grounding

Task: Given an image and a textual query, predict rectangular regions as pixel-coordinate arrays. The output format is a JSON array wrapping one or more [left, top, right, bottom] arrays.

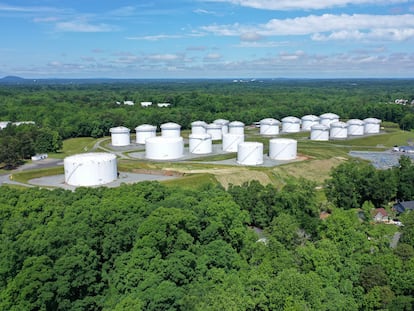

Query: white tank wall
[[301, 115, 320, 131], [269, 138, 297, 160], [145, 136, 184, 160], [237, 142, 263, 166], [135, 124, 157, 144], [189, 134, 212, 154], [347, 120, 364, 136], [260, 118, 280, 135], [281, 117, 301, 133], [191, 121, 207, 135], [110, 127, 130, 146], [330, 122, 348, 139], [222, 133, 244, 152], [206, 124, 223, 140], [310, 125, 330, 141], [161, 122, 181, 137], [228, 121, 245, 135], [64, 152, 117, 187], [364, 118, 381, 134]]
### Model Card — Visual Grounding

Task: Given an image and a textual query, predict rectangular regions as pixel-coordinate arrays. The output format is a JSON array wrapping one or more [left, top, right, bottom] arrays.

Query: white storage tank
[[330, 121, 348, 139], [110, 126, 130, 146], [135, 124, 157, 144], [301, 115, 320, 131], [191, 121, 207, 135], [237, 142, 263, 166], [161, 122, 181, 138], [64, 152, 117, 187], [222, 133, 244, 152], [260, 118, 280, 135], [213, 119, 230, 134], [363, 118, 381, 134], [347, 119, 365, 136], [189, 133, 212, 154], [281, 116, 301, 133], [319, 113, 340, 127], [310, 124, 330, 141], [145, 136, 184, 160], [269, 138, 297, 160], [206, 123, 222, 140], [228, 121, 245, 135]]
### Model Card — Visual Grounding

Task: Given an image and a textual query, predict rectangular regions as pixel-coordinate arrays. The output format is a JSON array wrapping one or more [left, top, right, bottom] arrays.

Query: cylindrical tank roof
[[330, 121, 348, 128], [320, 113, 339, 119], [229, 121, 245, 127], [135, 124, 157, 131], [65, 152, 116, 162], [302, 115, 320, 121], [213, 119, 230, 125], [189, 133, 211, 140], [311, 124, 329, 130], [281, 116, 301, 123], [347, 119, 364, 125], [110, 126, 130, 133], [363, 118, 381, 124], [191, 120, 208, 127], [260, 118, 280, 125], [161, 122, 181, 129]]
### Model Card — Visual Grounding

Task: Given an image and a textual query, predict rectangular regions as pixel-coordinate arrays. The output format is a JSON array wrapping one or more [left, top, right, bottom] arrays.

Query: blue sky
[[0, 0, 413, 79]]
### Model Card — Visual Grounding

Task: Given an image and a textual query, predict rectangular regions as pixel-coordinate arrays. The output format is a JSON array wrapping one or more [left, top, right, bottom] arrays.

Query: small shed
[[372, 208, 388, 222]]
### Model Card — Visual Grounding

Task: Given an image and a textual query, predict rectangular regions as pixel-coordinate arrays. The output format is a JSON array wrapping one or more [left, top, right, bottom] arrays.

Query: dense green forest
[[1, 158, 414, 310]]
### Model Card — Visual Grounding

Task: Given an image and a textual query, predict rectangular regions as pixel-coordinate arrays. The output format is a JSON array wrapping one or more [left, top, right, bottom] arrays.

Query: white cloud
[[202, 14, 414, 41], [204, 53, 222, 61], [205, 0, 410, 10], [240, 32, 262, 41], [148, 54, 181, 61], [126, 34, 183, 41], [55, 20, 116, 32]]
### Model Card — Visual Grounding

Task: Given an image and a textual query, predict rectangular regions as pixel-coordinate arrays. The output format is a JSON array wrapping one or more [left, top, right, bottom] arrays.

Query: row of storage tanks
[[109, 119, 300, 165], [260, 114, 381, 141]]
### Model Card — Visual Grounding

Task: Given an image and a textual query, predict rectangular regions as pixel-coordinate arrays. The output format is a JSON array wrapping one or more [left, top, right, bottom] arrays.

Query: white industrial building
[[206, 123, 223, 140], [191, 121, 208, 135], [310, 124, 330, 141], [281, 116, 301, 133], [301, 115, 320, 131], [228, 121, 245, 135], [347, 119, 365, 136], [213, 119, 230, 134], [259, 118, 280, 135], [330, 121, 348, 139], [110, 126, 131, 146], [64, 152, 117, 187], [140, 101, 152, 107], [145, 136, 184, 160], [237, 142, 263, 166], [269, 138, 297, 160], [189, 133, 212, 154], [135, 124, 157, 144], [363, 118, 381, 134], [319, 113, 340, 127], [161, 122, 181, 138], [222, 133, 244, 152]]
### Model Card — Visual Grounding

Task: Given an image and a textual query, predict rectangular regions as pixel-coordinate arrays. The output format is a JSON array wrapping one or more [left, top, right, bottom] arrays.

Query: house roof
[[372, 208, 388, 217], [393, 201, 414, 213]]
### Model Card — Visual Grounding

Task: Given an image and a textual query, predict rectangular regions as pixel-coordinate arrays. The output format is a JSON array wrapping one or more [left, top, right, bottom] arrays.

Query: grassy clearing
[[12, 167, 64, 184], [162, 173, 218, 189], [50, 137, 98, 159]]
